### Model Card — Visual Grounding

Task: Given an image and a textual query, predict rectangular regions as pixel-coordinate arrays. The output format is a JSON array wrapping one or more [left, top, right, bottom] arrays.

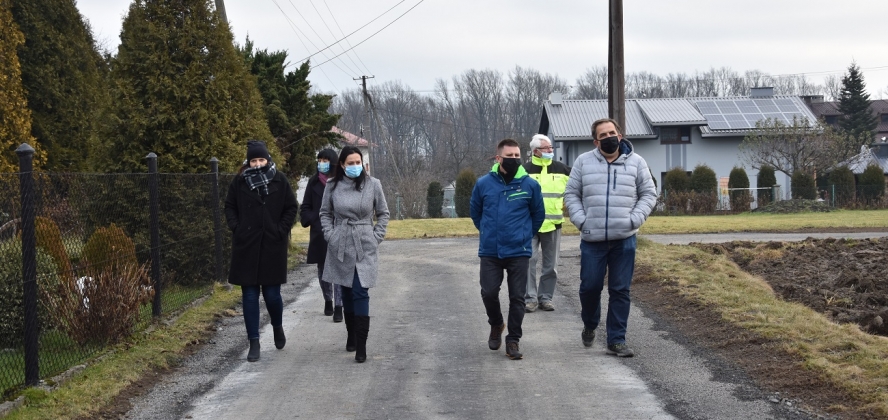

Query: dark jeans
[[341, 269, 370, 316], [579, 235, 636, 345], [242, 285, 283, 340], [479, 256, 529, 343]]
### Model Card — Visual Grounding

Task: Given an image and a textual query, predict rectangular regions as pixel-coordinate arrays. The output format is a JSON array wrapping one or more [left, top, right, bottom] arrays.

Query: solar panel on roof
[[696, 101, 719, 114], [735, 100, 759, 113], [765, 113, 787, 124], [744, 114, 765, 126], [708, 121, 731, 130], [717, 101, 740, 114]]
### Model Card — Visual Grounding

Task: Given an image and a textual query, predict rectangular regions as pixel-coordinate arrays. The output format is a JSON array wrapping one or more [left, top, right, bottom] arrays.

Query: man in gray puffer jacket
[[564, 118, 658, 357]]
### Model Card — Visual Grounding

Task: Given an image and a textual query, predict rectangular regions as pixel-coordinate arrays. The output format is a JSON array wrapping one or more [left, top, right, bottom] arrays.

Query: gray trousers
[[318, 262, 342, 306], [526, 228, 561, 303]]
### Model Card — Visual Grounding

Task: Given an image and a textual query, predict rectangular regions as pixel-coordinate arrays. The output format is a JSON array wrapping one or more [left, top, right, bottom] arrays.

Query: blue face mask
[[345, 164, 363, 178], [541, 152, 554, 160], [317, 162, 330, 173]]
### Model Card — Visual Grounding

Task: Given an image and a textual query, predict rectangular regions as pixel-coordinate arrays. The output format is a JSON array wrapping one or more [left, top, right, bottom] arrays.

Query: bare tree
[[505, 66, 569, 140], [739, 117, 843, 177], [573, 66, 608, 99], [822, 75, 842, 101]]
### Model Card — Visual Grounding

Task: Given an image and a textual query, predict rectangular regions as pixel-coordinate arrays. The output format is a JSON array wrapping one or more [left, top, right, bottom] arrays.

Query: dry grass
[[636, 239, 888, 416]]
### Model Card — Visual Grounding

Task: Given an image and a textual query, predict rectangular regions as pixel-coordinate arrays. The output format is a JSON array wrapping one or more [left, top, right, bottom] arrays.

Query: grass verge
[[636, 239, 888, 416], [3, 283, 240, 420]]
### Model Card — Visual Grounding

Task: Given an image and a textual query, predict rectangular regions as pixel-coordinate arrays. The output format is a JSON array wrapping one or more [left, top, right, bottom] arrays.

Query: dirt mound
[[752, 199, 833, 214], [693, 237, 888, 336]]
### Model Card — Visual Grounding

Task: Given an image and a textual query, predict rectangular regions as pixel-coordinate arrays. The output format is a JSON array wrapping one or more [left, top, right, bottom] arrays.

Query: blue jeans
[[579, 235, 636, 345], [341, 269, 370, 316], [242, 285, 283, 340], [480, 257, 529, 343]]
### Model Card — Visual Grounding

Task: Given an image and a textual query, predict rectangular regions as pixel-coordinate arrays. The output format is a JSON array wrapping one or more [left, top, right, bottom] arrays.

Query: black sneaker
[[581, 328, 595, 347], [488, 323, 505, 350], [505, 342, 523, 360], [606, 342, 635, 357]]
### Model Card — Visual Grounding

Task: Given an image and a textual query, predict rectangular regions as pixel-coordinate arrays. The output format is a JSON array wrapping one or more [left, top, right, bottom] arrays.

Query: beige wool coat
[[319, 176, 389, 288]]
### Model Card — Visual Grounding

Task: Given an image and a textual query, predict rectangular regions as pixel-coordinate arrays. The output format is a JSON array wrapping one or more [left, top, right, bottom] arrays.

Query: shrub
[[426, 181, 443, 218], [689, 165, 718, 213], [34, 216, 73, 278], [791, 170, 817, 200], [454, 169, 476, 218], [859, 164, 886, 204], [728, 166, 752, 212], [757, 165, 777, 205], [80, 223, 137, 275], [828, 166, 856, 207], [0, 241, 61, 347], [663, 167, 689, 193]]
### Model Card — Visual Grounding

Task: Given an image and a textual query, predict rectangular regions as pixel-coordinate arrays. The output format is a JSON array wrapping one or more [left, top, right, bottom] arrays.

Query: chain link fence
[[0, 146, 236, 398]]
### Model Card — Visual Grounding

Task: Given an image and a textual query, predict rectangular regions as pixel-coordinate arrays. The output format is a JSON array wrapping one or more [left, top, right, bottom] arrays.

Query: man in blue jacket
[[470, 138, 545, 360]]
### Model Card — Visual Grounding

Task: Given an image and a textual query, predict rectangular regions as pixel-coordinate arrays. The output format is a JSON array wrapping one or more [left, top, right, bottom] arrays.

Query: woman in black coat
[[224, 140, 299, 362], [300, 148, 342, 321]]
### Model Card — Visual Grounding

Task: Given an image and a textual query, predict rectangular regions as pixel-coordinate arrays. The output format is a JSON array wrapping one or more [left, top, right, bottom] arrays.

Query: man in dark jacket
[[300, 148, 343, 322], [470, 138, 545, 360]]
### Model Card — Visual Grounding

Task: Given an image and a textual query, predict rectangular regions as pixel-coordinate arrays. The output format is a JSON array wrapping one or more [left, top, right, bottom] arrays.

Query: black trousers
[[479, 256, 529, 343]]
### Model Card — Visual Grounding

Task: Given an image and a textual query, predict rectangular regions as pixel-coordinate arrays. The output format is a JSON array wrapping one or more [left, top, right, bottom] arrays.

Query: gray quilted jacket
[[564, 139, 658, 242]]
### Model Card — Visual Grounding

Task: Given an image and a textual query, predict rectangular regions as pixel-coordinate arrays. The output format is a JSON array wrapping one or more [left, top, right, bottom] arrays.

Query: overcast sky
[[78, 0, 888, 99]]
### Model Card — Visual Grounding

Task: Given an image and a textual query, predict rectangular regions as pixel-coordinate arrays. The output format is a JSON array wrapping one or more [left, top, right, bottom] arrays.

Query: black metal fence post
[[146, 153, 162, 316], [16, 143, 39, 386], [209, 157, 225, 288]]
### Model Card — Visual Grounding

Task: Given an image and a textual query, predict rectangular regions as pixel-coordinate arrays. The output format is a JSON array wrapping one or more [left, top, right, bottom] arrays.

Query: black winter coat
[[299, 173, 327, 264], [224, 171, 299, 286]]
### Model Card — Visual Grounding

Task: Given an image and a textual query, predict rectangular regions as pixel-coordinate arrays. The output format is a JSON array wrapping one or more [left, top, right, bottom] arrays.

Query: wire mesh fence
[[0, 150, 235, 398]]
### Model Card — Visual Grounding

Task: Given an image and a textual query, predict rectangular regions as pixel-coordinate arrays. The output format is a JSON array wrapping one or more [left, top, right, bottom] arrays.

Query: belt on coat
[[334, 219, 372, 263]]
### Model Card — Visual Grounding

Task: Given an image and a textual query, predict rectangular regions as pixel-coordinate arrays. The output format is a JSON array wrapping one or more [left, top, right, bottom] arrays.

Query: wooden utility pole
[[215, 0, 228, 23], [355, 75, 375, 172], [608, 0, 626, 131]]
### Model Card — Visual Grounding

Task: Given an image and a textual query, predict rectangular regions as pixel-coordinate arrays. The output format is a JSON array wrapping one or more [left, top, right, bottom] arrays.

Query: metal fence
[[0, 144, 235, 398]]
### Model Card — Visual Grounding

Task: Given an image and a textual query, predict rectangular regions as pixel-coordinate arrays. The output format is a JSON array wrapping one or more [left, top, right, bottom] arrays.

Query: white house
[[538, 88, 820, 200]]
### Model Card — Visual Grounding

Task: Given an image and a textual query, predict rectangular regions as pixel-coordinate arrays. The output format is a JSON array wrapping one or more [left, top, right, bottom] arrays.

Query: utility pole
[[352, 76, 376, 171], [608, 0, 626, 131], [215, 0, 228, 23]]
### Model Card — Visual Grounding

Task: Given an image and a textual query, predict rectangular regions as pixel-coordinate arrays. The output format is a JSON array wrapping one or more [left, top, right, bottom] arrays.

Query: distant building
[[805, 96, 888, 143], [538, 87, 819, 201]]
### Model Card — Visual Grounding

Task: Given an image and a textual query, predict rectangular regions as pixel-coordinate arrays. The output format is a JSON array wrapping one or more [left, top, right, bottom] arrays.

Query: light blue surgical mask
[[345, 164, 363, 178], [541, 152, 554, 160], [317, 162, 330, 173]]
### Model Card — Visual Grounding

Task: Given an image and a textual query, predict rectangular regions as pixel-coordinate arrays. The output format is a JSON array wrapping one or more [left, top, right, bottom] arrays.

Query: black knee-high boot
[[354, 315, 369, 363], [343, 312, 356, 352]]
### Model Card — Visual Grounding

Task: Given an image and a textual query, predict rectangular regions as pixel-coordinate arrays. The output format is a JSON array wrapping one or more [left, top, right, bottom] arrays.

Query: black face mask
[[598, 136, 620, 154], [500, 157, 521, 176]]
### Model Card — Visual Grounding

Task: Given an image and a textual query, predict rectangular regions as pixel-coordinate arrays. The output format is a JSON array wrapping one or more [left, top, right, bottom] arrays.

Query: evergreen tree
[[827, 166, 855, 207], [426, 181, 443, 218], [756, 165, 777, 205], [11, 0, 104, 171], [663, 167, 689, 193], [689, 164, 717, 193], [454, 169, 476, 218], [0, 0, 41, 172], [858, 164, 885, 204], [837, 63, 878, 155], [94, 0, 272, 173], [239, 39, 340, 181], [728, 166, 751, 212], [791, 170, 817, 200]]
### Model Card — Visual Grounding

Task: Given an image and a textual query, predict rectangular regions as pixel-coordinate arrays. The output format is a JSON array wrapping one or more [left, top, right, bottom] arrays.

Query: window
[[882, 114, 888, 124], [660, 127, 692, 144], [825, 115, 839, 125]]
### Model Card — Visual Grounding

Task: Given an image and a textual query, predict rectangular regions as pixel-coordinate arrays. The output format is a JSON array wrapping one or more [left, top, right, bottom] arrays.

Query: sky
[[77, 0, 888, 99]]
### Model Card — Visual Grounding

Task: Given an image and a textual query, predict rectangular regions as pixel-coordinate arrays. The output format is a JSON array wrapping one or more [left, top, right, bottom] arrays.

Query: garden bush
[[791, 170, 817, 200], [426, 181, 443, 218], [828, 166, 856, 207], [0, 241, 60, 348], [859, 164, 886, 205], [728, 166, 752, 212], [757, 165, 777, 205], [454, 169, 476, 218]]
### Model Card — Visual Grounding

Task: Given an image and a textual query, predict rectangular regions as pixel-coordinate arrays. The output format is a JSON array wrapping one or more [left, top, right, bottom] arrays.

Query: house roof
[[837, 142, 888, 174], [331, 126, 370, 146], [806, 99, 888, 139], [540, 95, 819, 140]]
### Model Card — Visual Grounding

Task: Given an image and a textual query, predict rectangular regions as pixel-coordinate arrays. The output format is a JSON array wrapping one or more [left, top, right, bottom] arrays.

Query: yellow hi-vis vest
[[525, 155, 570, 233]]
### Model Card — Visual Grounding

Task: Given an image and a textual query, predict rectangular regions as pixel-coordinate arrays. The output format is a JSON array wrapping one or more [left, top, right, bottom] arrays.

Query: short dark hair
[[591, 118, 623, 139], [496, 138, 520, 154]]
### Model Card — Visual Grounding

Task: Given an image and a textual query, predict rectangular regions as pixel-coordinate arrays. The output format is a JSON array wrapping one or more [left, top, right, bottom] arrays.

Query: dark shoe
[[488, 323, 505, 350], [354, 315, 370, 363], [247, 339, 260, 362], [324, 300, 334, 316], [539, 301, 555, 311], [273, 325, 286, 349], [344, 312, 356, 352], [582, 328, 595, 347], [606, 342, 635, 357], [505, 342, 523, 360], [525, 301, 538, 312], [333, 306, 343, 323]]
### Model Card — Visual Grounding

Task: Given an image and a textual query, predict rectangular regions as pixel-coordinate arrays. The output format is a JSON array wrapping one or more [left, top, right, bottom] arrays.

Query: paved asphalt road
[[124, 232, 888, 420]]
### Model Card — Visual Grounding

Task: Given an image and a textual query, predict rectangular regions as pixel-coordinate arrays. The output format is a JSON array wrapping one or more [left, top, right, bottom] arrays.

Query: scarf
[[318, 172, 328, 186], [242, 162, 277, 195]]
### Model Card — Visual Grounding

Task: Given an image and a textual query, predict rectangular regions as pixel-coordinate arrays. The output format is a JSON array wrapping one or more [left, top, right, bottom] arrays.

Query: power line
[[312, 0, 425, 69], [285, 0, 361, 75], [269, 0, 341, 89], [295, 0, 407, 64], [308, 0, 368, 76], [322, 0, 373, 75]]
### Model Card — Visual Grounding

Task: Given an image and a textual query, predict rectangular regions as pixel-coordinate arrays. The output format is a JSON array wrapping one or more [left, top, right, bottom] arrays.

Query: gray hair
[[529, 134, 551, 150]]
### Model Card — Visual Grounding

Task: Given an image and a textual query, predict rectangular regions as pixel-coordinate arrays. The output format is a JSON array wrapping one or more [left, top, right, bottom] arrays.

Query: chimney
[[800, 95, 824, 105], [549, 92, 563, 106], [750, 87, 774, 98]]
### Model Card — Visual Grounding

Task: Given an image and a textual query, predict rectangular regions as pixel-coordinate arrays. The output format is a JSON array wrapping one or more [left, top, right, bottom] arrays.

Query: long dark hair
[[330, 146, 366, 191]]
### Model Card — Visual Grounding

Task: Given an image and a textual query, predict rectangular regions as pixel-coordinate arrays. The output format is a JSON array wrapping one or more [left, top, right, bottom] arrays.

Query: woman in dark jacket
[[300, 148, 342, 322], [224, 140, 299, 362]]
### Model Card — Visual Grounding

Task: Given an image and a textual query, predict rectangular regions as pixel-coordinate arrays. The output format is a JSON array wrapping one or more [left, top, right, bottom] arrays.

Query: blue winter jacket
[[470, 163, 545, 259]]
